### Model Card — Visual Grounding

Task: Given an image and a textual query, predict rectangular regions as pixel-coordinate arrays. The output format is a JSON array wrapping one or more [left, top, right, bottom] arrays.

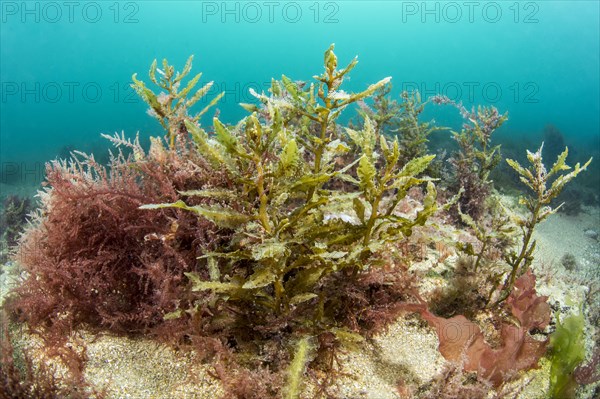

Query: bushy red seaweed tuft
[[0, 318, 106, 399], [6, 137, 229, 343], [213, 360, 283, 399]]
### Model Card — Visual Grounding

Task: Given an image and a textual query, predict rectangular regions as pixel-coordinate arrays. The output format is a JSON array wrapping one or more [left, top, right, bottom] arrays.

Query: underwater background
[[1, 0, 599, 196]]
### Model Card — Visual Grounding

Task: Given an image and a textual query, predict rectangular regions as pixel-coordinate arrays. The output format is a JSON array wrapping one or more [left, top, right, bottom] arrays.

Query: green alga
[[140, 45, 455, 328]]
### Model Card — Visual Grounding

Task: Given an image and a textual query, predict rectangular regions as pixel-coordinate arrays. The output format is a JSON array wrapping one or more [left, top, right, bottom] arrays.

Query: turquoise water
[[1, 1, 599, 192]]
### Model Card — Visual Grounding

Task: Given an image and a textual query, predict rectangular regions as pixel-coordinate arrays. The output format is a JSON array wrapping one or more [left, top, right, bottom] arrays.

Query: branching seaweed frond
[[131, 55, 224, 148], [490, 144, 592, 305]]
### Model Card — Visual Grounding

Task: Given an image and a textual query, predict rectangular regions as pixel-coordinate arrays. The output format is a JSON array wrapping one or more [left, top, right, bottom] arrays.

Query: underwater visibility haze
[[1, 1, 599, 173]]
